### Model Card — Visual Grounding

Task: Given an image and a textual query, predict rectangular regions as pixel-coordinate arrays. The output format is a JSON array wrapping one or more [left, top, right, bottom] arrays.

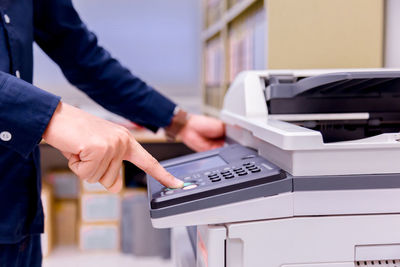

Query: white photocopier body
[[148, 69, 400, 267]]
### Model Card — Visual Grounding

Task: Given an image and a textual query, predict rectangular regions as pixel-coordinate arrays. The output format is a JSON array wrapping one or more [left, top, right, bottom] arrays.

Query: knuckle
[[90, 139, 108, 154]]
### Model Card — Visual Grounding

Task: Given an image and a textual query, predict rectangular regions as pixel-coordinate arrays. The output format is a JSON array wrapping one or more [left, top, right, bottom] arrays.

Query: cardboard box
[[79, 223, 120, 251], [81, 180, 107, 194], [54, 200, 77, 245], [41, 183, 53, 257], [45, 170, 80, 199], [80, 193, 121, 223]]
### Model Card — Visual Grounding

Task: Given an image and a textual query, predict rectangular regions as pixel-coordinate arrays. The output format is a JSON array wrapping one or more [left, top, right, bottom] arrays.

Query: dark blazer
[[0, 0, 176, 243]]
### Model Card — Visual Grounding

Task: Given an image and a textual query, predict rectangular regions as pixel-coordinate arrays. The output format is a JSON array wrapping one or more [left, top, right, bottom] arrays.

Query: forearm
[[34, 0, 176, 130]]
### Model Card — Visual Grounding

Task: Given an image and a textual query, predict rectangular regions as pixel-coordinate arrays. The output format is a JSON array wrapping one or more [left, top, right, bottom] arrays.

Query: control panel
[[147, 144, 288, 217]]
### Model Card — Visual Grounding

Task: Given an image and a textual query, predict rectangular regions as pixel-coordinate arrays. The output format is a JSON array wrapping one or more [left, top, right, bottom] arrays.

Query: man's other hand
[[178, 114, 225, 152], [42, 102, 184, 193]]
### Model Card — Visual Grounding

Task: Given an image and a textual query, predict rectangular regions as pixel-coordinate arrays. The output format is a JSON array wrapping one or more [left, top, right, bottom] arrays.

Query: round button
[[165, 190, 174, 195], [183, 184, 198, 190], [0, 131, 12, 141]]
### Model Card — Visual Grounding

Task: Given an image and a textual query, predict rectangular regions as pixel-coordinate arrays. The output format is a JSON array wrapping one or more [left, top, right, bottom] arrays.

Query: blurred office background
[[34, 0, 202, 116], [35, 0, 400, 266]]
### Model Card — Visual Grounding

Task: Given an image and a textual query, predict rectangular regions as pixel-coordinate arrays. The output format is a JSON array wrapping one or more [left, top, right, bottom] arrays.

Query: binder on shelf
[[228, 7, 266, 82], [205, 0, 224, 27], [205, 37, 224, 88]]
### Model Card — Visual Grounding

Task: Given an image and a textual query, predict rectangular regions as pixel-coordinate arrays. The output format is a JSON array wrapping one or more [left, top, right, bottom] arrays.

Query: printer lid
[[266, 71, 400, 114]]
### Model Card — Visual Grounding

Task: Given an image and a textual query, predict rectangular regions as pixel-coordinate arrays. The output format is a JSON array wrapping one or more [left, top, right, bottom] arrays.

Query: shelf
[[202, 0, 261, 41], [226, 0, 259, 23], [201, 18, 225, 41], [202, 105, 221, 118]]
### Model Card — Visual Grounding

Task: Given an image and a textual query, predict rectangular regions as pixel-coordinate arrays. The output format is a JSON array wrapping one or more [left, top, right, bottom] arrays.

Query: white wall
[[385, 0, 400, 67], [33, 0, 202, 115]]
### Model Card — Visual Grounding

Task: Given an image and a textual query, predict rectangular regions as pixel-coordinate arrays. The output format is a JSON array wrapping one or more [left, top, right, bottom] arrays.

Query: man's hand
[[43, 102, 184, 193], [178, 114, 225, 152]]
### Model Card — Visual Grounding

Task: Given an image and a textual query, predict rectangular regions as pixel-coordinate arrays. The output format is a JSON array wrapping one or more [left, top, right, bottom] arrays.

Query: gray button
[[15, 70, 20, 78], [0, 131, 11, 141], [165, 190, 174, 195], [3, 14, 10, 24]]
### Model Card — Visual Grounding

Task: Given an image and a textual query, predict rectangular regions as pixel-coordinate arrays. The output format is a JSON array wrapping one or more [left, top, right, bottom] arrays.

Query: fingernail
[[171, 178, 184, 188]]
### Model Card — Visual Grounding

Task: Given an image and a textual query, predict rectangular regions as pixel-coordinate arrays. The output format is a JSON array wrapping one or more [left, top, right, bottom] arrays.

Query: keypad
[[164, 162, 264, 194], [243, 162, 262, 173], [203, 162, 264, 183]]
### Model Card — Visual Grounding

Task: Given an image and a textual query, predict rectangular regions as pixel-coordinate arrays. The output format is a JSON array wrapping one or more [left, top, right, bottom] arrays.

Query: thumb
[[66, 153, 82, 176]]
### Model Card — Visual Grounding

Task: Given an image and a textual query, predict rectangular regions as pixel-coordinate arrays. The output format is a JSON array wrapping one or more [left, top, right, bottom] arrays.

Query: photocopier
[[147, 69, 400, 267]]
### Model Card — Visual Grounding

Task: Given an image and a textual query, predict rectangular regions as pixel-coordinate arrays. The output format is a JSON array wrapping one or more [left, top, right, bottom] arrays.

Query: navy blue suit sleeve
[[33, 0, 176, 131], [0, 71, 60, 158]]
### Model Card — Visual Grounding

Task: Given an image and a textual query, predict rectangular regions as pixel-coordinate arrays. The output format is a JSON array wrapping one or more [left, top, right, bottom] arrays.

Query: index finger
[[124, 139, 184, 189]]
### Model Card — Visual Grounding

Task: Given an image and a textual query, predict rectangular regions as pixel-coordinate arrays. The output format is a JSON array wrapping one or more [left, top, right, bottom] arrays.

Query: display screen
[[165, 155, 227, 177]]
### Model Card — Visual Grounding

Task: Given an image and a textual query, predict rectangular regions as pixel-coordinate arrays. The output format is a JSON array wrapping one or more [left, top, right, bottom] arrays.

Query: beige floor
[[43, 246, 174, 267]]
